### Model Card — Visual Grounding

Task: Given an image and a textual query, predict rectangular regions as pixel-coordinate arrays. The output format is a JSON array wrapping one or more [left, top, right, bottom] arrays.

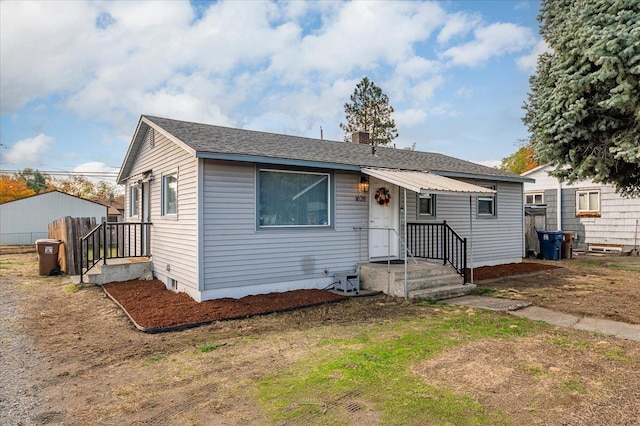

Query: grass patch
[[144, 354, 167, 365], [198, 344, 219, 353], [560, 379, 586, 394], [0, 259, 11, 269], [257, 309, 546, 425], [63, 283, 80, 293], [604, 348, 631, 362], [575, 261, 599, 268], [474, 287, 498, 296], [610, 263, 640, 272]]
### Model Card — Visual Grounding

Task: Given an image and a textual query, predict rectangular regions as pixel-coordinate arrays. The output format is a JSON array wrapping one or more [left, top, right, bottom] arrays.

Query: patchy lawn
[[1, 252, 639, 425], [479, 254, 640, 324]]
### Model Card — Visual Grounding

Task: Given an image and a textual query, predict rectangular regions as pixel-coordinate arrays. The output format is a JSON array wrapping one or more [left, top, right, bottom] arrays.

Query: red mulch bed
[[102, 261, 560, 332], [466, 261, 562, 281], [103, 280, 347, 331]]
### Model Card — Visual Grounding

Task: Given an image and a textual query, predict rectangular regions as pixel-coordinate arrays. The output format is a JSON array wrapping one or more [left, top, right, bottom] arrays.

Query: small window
[[417, 193, 436, 217], [477, 184, 497, 217], [129, 185, 139, 217], [258, 169, 331, 228], [525, 192, 544, 205], [576, 190, 600, 217], [162, 174, 178, 216]]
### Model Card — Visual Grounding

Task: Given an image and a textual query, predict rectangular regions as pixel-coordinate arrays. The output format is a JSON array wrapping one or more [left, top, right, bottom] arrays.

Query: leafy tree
[[340, 77, 398, 146], [500, 142, 539, 174], [17, 168, 52, 193], [54, 175, 121, 199], [523, 0, 640, 196], [0, 175, 35, 203], [55, 176, 98, 198]]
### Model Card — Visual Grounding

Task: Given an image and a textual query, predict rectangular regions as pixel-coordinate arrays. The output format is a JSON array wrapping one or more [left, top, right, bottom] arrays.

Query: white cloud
[[437, 12, 480, 45], [442, 22, 536, 67], [395, 109, 427, 127], [456, 85, 474, 98], [517, 40, 552, 73], [4, 134, 54, 165]]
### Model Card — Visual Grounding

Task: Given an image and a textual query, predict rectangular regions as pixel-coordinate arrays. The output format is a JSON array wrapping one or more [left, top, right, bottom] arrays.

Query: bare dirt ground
[[480, 254, 640, 325], [1, 251, 639, 425]]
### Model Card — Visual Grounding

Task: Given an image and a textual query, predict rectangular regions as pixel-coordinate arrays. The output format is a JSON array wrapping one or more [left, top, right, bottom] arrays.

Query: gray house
[[117, 115, 530, 301], [522, 164, 640, 253]]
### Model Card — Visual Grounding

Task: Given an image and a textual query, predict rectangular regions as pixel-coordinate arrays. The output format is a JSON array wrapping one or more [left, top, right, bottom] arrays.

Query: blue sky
[[0, 0, 548, 183]]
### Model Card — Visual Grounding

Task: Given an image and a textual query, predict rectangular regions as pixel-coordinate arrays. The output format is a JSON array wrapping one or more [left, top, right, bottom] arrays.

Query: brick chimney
[[352, 131, 370, 145]]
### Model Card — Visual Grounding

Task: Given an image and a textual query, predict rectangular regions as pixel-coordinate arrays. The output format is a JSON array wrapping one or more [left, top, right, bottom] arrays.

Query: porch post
[[404, 188, 408, 300], [469, 196, 474, 285]]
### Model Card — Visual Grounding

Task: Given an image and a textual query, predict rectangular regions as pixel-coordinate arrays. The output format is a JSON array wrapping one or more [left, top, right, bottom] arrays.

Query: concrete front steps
[[72, 257, 152, 285], [360, 259, 475, 301]]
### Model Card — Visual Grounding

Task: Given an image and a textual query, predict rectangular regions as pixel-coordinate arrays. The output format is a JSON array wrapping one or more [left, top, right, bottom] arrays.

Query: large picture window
[[259, 169, 331, 228], [162, 174, 177, 216], [129, 185, 139, 217]]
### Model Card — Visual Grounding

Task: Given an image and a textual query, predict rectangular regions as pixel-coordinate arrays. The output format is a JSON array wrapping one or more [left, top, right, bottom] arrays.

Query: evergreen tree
[[340, 77, 398, 146], [17, 168, 51, 193], [523, 0, 640, 196]]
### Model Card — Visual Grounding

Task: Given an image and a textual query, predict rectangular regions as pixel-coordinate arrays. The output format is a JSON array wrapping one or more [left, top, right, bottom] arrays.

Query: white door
[[369, 177, 399, 259]]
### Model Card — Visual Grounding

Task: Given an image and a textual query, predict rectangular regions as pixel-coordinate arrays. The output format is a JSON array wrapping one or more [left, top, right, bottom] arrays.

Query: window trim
[[257, 167, 333, 230], [129, 184, 139, 218], [161, 172, 178, 217], [576, 189, 601, 217], [525, 192, 545, 205], [477, 183, 497, 218], [416, 192, 436, 219]]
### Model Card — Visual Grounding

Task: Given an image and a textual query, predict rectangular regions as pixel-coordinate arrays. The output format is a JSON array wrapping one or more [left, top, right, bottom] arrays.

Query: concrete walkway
[[446, 295, 640, 341]]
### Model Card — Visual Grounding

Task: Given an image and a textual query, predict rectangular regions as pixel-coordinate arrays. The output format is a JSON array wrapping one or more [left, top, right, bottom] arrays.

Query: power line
[[0, 169, 119, 178]]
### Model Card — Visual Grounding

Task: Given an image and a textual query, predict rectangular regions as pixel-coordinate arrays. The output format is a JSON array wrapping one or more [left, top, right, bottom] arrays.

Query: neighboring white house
[[117, 115, 532, 301], [0, 190, 108, 245], [522, 164, 640, 252]]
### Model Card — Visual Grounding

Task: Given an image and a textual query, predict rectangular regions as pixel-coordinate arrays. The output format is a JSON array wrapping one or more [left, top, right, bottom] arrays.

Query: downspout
[[557, 180, 562, 231]]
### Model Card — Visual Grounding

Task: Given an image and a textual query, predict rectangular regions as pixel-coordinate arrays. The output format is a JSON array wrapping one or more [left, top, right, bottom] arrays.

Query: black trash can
[[35, 239, 63, 276], [537, 231, 563, 261]]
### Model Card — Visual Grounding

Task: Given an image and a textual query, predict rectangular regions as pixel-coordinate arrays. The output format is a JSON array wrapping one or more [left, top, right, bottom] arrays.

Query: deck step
[[402, 273, 464, 291], [410, 283, 477, 301]]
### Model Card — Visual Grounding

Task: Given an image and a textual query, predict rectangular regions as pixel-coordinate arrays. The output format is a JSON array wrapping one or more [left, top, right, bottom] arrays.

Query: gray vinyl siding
[[202, 160, 367, 290], [0, 191, 107, 245], [404, 180, 525, 266], [124, 131, 199, 290]]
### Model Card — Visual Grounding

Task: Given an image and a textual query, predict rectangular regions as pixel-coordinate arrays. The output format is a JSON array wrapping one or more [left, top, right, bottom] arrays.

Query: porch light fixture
[[358, 175, 369, 193]]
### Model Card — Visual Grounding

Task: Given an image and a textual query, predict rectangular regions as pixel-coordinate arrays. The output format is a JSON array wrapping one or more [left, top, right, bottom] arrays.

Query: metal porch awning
[[361, 168, 496, 195]]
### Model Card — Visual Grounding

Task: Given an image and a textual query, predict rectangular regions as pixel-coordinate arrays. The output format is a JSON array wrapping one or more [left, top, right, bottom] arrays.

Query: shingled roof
[[118, 115, 527, 183]]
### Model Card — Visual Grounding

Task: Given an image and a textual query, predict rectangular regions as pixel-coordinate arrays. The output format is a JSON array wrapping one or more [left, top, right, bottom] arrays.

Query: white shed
[[0, 191, 108, 245]]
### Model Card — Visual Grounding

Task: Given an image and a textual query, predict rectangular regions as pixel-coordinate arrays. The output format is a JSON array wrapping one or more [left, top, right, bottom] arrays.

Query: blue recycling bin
[[537, 231, 564, 260]]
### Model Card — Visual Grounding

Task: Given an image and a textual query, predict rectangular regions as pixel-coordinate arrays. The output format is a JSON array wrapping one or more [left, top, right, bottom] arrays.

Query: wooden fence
[[48, 216, 103, 275]]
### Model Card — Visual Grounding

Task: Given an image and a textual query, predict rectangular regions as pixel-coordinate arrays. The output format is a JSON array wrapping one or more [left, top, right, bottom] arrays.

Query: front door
[[369, 177, 399, 259]]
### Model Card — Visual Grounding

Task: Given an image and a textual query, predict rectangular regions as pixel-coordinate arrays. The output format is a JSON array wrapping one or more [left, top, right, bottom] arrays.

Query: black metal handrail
[[407, 221, 467, 283], [79, 222, 152, 283]]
